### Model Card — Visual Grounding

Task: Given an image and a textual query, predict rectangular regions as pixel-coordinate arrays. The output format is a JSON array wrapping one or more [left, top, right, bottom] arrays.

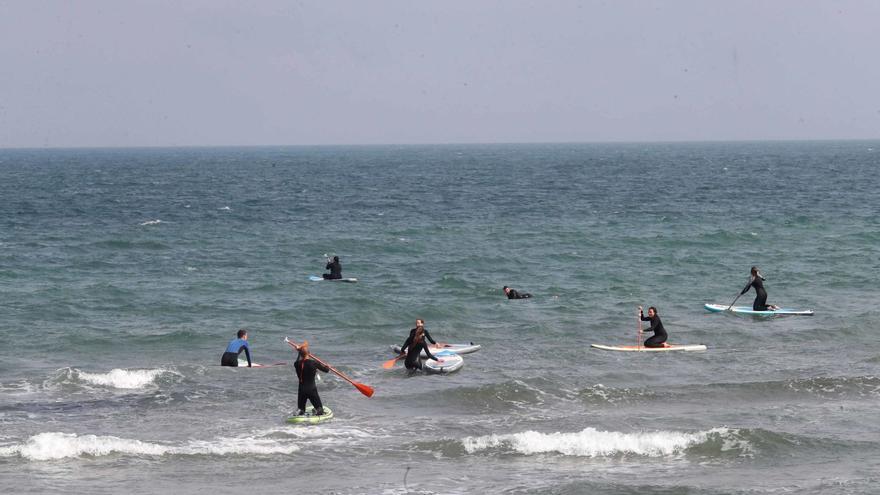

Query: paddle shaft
[[727, 292, 743, 311], [636, 309, 642, 350]]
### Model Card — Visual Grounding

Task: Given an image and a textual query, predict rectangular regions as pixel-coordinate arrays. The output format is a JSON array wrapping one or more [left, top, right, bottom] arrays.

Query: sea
[[0, 141, 878, 494]]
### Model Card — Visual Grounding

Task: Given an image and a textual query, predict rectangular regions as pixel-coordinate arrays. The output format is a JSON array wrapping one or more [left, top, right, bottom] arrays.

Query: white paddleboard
[[590, 343, 707, 352], [309, 275, 358, 283], [390, 342, 481, 356], [704, 303, 813, 316], [237, 360, 286, 368], [423, 350, 464, 373]]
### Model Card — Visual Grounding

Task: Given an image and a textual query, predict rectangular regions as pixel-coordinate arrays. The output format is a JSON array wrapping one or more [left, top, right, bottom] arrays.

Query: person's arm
[[400, 335, 413, 353], [640, 310, 650, 322], [741, 277, 753, 295], [243, 345, 252, 367], [423, 344, 438, 361], [646, 316, 660, 333], [424, 329, 437, 345], [315, 360, 330, 373]]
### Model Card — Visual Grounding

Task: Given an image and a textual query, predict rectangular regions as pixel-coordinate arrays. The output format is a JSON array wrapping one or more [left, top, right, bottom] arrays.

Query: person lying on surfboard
[[639, 306, 668, 348], [220, 329, 252, 367], [503, 286, 532, 299], [322, 255, 342, 280], [400, 327, 438, 371], [293, 341, 330, 416], [740, 266, 779, 311]]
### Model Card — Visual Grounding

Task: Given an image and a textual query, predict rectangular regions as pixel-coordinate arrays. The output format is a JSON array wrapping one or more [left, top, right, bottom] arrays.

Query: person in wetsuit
[[503, 286, 532, 299], [220, 329, 252, 367], [293, 341, 330, 416], [402, 319, 437, 348], [639, 306, 668, 348], [740, 266, 779, 311], [400, 327, 438, 371], [323, 256, 342, 280]]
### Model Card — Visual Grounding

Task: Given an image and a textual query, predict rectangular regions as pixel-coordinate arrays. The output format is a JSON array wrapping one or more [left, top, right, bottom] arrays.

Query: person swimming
[[503, 286, 532, 299], [323, 256, 342, 280], [639, 306, 668, 348], [400, 326, 438, 371], [740, 266, 779, 311], [293, 341, 330, 416], [221, 329, 252, 367]]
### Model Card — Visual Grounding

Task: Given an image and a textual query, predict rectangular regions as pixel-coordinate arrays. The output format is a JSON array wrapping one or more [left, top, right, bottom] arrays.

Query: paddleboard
[[423, 350, 464, 373], [237, 360, 286, 368], [309, 275, 358, 283], [390, 342, 481, 356], [590, 343, 707, 352], [286, 406, 333, 424], [704, 303, 813, 316]]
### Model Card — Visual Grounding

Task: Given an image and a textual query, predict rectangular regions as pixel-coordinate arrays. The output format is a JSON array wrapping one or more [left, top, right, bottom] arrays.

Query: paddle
[[726, 292, 743, 311], [285, 337, 374, 398], [636, 307, 642, 350], [382, 353, 406, 369]]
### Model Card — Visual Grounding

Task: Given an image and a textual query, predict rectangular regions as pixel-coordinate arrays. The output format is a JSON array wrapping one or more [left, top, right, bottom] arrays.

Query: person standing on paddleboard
[[294, 341, 330, 416], [503, 286, 532, 299], [322, 255, 342, 280], [400, 326, 438, 371], [220, 329, 252, 367], [740, 266, 779, 311], [639, 306, 668, 348]]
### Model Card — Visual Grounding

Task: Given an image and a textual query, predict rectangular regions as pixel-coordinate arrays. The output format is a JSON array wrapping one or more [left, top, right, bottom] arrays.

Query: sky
[[1, 0, 879, 148]]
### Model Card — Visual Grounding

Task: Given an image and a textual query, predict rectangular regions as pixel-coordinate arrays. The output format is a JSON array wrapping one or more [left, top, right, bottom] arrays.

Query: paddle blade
[[381, 358, 398, 369], [355, 382, 374, 397]]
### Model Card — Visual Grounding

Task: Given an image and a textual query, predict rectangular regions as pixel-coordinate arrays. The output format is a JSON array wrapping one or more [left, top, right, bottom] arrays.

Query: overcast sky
[[1, 1, 879, 148]]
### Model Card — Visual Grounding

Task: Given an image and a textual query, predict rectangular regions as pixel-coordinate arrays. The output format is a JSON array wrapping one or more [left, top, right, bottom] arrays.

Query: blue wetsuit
[[221, 338, 251, 367]]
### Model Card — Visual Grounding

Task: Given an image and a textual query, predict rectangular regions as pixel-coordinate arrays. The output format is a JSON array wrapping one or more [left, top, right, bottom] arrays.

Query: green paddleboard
[[286, 406, 334, 424]]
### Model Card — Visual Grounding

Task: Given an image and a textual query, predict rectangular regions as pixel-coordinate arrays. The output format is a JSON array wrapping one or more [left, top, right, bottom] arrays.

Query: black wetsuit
[[402, 339, 438, 370], [640, 311, 668, 348], [741, 276, 770, 311], [506, 289, 532, 299], [323, 260, 342, 280], [294, 356, 330, 413], [220, 338, 251, 367], [402, 327, 437, 348]]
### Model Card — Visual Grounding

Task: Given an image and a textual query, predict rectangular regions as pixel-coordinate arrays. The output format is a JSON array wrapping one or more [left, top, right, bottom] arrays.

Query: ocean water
[[0, 142, 878, 494]]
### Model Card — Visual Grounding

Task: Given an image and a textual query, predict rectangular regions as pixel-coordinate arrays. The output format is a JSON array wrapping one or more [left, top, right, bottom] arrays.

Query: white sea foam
[[461, 427, 727, 457], [0, 431, 301, 461], [219, 206, 231, 211], [140, 219, 162, 226], [74, 368, 175, 389]]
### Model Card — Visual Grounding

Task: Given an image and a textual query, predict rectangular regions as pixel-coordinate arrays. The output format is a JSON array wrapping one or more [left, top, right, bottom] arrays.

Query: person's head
[[648, 306, 658, 317], [750, 266, 759, 277], [415, 318, 424, 328], [237, 329, 248, 339], [298, 340, 310, 357], [333, 256, 339, 262], [503, 286, 510, 294]]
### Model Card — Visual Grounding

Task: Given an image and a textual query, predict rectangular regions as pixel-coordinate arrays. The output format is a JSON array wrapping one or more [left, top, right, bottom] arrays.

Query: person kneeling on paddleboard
[[323, 256, 342, 280], [220, 329, 252, 367], [503, 286, 532, 299], [639, 306, 668, 348], [400, 327, 438, 371], [740, 266, 779, 311], [294, 341, 330, 416]]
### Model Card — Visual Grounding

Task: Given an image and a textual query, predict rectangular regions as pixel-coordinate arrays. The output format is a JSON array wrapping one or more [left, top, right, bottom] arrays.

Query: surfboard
[[237, 360, 287, 368], [286, 406, 333, 424], [423, 350, 464, 373], [309, 275, 358, 283], [590, 343, 707, 352], [390, 342, 481, 356], [704, 303, 813, 316]]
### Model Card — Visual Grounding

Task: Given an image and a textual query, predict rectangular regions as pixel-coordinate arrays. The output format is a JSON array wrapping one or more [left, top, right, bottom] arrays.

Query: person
[[220, 329, 252, 367], [740, 266, 779, 311], [323, 256, 342, 280], [503, 286, 532, 299], [638, 306, 668, 348], [399, 326, 438, 371], [401, 319, 437, 348], [293, 341, 330, 416]]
